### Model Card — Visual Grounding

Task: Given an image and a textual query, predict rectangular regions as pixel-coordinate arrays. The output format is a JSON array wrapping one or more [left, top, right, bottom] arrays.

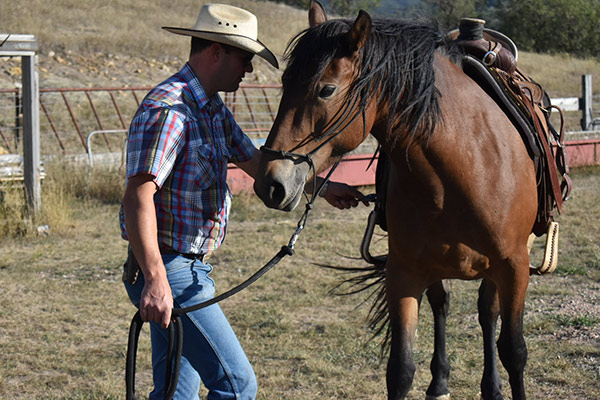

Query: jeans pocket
[[163, 254, 195, 274], [167, 258, 215, 302]]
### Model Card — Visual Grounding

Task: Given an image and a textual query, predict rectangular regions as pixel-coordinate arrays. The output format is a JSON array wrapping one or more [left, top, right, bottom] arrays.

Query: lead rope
[[125, 160, 341, 400]]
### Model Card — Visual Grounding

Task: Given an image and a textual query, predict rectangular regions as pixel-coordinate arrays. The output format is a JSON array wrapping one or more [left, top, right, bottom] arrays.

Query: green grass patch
[[554, 314, 600, 328]]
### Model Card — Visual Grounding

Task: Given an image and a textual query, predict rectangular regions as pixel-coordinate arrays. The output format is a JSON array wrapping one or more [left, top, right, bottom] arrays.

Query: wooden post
[[22, 54, 41, 216], [581, 74, 593, 131], [0, 34, 41, 216]]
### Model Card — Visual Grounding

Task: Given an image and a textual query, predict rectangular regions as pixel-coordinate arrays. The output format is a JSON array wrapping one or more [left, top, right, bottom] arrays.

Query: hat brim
[[163, 27, 279, 69]]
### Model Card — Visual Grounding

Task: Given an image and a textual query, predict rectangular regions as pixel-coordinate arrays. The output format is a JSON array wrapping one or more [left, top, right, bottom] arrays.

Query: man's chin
[[224, 83, 241, 93]]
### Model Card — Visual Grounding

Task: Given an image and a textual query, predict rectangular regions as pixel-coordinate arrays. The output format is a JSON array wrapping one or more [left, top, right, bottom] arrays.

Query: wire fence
[[0, 83, 599, 159], [0, 84, 284, 157]]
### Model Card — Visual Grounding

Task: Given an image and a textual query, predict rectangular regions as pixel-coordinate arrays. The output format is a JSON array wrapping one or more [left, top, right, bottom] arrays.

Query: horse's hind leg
[[425, 280, 451, 400], [478, 279, 503, 399], [496, 265, 529, 400]]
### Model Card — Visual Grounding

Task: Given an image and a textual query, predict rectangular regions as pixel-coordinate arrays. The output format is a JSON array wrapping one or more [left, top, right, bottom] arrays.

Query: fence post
[[581, 74, 593, 130], [15, 87, 21, 148], [22, 49, 41, 216]]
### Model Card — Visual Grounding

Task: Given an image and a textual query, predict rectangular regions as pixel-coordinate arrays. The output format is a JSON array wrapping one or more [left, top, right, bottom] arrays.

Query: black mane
[[283, 17, 455, 141]]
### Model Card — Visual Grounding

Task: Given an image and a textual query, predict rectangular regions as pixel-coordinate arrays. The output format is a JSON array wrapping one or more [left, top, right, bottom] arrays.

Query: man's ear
[[210, 42, 223, 60], [202, 42, 228, 66]]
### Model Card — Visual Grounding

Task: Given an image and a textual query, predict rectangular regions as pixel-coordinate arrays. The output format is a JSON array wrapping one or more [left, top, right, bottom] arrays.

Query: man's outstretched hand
[[322, 181, 370, 209]]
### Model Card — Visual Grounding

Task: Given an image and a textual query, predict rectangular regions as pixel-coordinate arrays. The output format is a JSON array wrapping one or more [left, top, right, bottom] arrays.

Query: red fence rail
[[38, 86, 148, 154]]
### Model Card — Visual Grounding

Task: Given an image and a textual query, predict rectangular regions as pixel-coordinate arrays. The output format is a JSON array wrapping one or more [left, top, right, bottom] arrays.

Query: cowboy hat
[[163, 3, 279, 68]]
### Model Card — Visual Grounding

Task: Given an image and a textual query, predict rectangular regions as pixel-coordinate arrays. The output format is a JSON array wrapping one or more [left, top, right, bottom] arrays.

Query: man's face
[[217, 45, 254, 92]]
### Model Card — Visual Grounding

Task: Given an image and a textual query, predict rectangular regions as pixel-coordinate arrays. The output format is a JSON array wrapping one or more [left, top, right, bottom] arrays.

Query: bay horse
[[254, 2, 537, 399]]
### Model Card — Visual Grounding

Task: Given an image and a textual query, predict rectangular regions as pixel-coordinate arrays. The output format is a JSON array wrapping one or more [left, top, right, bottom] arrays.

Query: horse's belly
[[432, 242, 490, 280], [388, 232, 492, 282]]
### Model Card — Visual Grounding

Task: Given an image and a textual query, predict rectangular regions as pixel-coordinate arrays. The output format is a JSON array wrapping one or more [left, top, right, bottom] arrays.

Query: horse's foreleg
[[387, 289, 420, 400], [478, 279, 503, 400], [425, 280, 451, 400], [496, 266, 529, 400]]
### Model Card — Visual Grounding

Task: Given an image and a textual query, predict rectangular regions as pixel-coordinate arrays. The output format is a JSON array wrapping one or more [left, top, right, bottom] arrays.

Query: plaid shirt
[[120, 63, 256, 255]]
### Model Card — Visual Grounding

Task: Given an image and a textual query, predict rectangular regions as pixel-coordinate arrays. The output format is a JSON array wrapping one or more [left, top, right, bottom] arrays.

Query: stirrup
[[528, 221, 559, 275], [360, 209, 386, 268]]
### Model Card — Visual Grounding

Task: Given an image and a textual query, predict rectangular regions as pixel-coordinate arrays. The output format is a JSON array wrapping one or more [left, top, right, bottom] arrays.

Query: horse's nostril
[[268, 181, 286, 205]]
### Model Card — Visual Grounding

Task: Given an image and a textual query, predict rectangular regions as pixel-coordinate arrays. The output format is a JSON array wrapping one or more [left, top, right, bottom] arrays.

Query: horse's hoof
[[425, 394, 450, 400]]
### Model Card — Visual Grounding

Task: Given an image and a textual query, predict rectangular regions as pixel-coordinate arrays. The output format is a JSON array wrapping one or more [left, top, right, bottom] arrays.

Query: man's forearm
[[122, 176, 164, 279]]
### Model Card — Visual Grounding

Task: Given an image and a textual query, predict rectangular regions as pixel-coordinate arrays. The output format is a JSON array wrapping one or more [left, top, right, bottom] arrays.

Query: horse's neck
[[371, 52, 532, 194], [367, 55, 483, 173], [371, 54, 497, 152]]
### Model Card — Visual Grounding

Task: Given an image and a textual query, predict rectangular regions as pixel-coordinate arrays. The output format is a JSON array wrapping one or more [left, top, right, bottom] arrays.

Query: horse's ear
[[309, 0, 327, 27], [348, 10, 371, 52]]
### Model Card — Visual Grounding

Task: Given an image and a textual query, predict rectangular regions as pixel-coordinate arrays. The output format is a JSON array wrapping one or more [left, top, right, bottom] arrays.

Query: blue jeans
[[124, 254, 257, 400]]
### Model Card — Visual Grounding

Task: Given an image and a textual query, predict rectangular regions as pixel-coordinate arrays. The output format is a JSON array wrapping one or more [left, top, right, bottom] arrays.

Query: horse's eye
[[319, 85, 336, 99]]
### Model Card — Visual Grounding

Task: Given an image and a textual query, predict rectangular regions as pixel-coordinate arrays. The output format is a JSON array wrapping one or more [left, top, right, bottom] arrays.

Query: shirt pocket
[[195, 144, 217, 190], [194, 143, 232, 190]]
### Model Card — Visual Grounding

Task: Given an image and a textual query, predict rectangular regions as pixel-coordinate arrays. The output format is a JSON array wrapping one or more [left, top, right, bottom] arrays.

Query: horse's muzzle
[[254, 159, 308, 211]]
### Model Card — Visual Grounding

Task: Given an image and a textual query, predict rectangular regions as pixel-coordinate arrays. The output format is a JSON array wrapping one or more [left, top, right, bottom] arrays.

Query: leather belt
[[160, 247, 208, 263]]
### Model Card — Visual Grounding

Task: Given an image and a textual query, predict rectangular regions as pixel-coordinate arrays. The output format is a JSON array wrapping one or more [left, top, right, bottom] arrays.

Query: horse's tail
[[318, 258, 390, 356]]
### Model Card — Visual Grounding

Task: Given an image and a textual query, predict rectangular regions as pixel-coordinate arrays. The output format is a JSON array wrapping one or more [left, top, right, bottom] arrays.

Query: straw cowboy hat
[[163, 3, 279, 68]]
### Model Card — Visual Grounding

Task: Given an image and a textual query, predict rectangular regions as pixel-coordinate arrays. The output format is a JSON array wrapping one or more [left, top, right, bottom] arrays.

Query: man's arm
[[234, 147, 261, 179], [234, 148, 369, 210], [122, 173, 173, 329]]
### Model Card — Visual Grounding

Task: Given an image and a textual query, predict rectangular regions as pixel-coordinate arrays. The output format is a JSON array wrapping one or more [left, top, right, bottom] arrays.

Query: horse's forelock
[[282, 20, 351, 93]]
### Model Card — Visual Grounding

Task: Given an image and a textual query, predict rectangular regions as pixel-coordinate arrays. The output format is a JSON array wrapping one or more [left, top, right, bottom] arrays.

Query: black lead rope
[[125, 161, 340, 400], [126, 311, 183, 400]]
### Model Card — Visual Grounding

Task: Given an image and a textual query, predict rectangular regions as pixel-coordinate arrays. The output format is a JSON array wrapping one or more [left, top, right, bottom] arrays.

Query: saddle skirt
[[450, 18, 572, 236]]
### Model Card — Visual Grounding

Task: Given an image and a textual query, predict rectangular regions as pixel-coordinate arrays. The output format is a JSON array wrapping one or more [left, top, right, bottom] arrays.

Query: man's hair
[[190, 37, 246, 57], [190, 37, 214, 56]]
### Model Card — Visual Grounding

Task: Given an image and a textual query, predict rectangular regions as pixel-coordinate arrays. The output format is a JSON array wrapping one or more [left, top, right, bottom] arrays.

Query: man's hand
[[140, 273, 173, 329], [321, 181, 370, 209]]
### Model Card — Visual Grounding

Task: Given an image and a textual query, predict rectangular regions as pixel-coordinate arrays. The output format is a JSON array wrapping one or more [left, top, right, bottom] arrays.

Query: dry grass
[[0, 166, 598, 399], [518, 52, 600, 98], [1, 0, 307, 68], [0, 160, 124, 236]]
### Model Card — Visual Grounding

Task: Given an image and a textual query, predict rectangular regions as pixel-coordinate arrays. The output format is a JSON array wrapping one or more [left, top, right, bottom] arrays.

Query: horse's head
[[253, 1, 373, 211]]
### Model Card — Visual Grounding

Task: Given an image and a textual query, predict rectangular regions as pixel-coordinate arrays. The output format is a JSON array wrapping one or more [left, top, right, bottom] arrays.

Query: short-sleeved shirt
[[120, 63, 256, 255]]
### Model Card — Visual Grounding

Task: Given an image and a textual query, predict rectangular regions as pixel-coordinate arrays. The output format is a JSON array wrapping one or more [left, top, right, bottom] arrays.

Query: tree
[[421, 0, 489, 30], [275, 0, 381, 17], [328, 0, 382, 16], [497, 0, 600, 57]]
